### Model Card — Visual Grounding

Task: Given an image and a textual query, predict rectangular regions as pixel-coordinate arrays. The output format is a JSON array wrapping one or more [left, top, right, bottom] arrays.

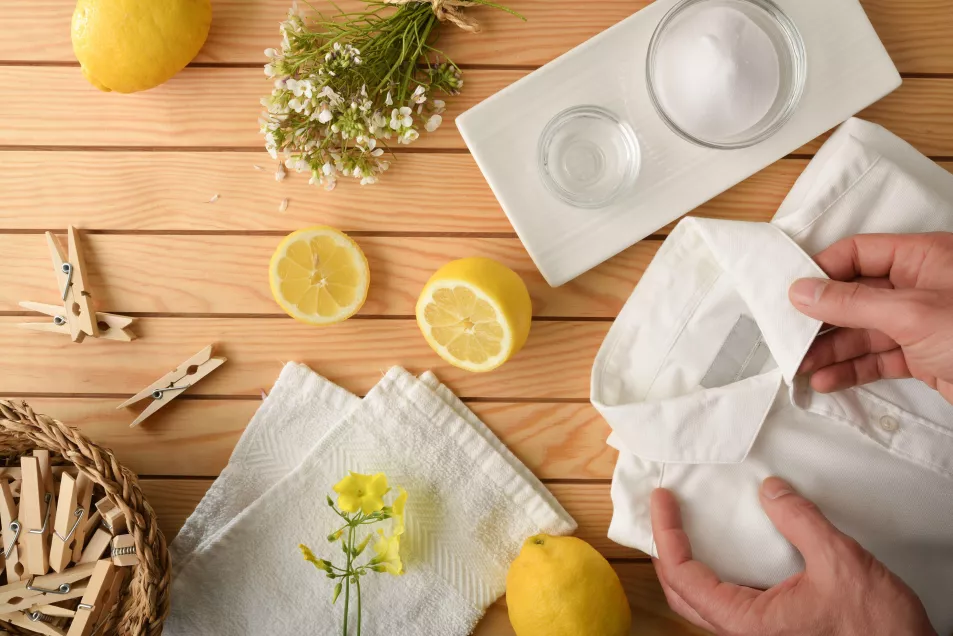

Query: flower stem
[[356, 572, 362, 636], [342, 523, 353, 636]]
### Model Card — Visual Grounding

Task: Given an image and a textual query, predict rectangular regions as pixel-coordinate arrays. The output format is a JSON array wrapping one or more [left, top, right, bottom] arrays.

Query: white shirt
[[592, 118, 953, 631]]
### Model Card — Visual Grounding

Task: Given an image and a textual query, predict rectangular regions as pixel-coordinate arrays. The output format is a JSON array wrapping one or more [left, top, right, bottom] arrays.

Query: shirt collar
[[591, 217, 825, 464]]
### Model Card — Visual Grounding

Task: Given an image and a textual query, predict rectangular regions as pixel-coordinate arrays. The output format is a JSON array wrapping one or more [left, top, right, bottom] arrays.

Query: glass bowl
[[538, 106, 641, 209], [646, 0, 807, 149]]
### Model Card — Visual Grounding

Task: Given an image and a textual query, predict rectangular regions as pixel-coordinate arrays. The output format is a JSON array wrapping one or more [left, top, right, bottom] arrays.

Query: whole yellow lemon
[[507, 535, 632, 636], [72, 0, 212, 93]]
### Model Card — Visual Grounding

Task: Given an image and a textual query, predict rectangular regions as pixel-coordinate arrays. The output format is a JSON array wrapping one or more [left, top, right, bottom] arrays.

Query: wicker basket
[[0, 400, 171, 636]]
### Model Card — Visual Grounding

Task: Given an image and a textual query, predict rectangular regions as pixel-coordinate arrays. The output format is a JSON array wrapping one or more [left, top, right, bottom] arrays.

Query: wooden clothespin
[[117, 345, 226, 427], [92, 500, 125, 536], [0, 610, 67, 636], [71, 474, 94, 564], [66, 560, 116, 636], [50, 474, 83, 573], [20, 457, 51, 576], [78, 530, 111, 565], [0, 561, 97, 613], [109, 535, 137, 567], [0, 480, 23, 583], [17, 227, 136, 343]]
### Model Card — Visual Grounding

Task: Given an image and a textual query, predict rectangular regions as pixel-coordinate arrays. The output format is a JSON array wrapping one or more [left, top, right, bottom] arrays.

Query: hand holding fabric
[[651, 479, 936, 636], [789, 232, 953, 404]]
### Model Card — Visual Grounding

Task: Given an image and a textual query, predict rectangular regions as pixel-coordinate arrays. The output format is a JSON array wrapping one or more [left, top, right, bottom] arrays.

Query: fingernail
[[762, 477, 795, 500], [790, 278, 827, 306]]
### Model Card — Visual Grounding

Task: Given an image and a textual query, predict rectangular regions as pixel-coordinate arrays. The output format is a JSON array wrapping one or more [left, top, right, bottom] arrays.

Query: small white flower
[[317, 107, 333, 124], [264, 48, 278, 59], [365, 138, 377, 151], [275, 163, 287, 182], [264, 64, 276, 78], [268, 146, 278, 160], [425, 114, 443, 133], [412, 84, 427, 104], [360, 175, 378, 185], [324, 177, 337, 192], [285, 78, 298, 92], [400, 129, 420, 144], [385, 92, 394, 106], [353, 166, 362, 178], [371, 148, 385, 157], [432, 99, 446, 114], [274, 79, 286, 90], [322, 162, 333, 176]]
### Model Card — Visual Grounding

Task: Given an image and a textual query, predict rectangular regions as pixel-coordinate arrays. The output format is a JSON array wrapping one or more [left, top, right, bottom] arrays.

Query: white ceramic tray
[[456, 0, 901, 286]]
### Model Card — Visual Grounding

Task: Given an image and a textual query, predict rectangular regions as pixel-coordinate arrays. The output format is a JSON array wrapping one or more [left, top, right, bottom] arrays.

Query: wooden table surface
[[0, 0, 950, 633]]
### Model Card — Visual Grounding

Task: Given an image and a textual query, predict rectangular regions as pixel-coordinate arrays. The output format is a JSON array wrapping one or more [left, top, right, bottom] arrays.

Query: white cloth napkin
[[166, 364, 576, 635]]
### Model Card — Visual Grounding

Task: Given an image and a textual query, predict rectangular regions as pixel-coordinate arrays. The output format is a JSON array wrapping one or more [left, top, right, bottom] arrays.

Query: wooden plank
[[0, 152, 508, 233], [0, 152, 813, 232], [1, 69, 953, 156], [0, 66, 506, 149], [19, 398, 617, 479], [0, 234, 657, 318], [139, 478, 640, 558], [0, 317, 605, 399], [476, 563, 708, 636], [0, 0, 949, 75]]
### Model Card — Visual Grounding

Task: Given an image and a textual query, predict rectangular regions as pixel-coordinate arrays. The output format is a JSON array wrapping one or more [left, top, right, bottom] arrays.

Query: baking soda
[[654, 5, 780, 141]]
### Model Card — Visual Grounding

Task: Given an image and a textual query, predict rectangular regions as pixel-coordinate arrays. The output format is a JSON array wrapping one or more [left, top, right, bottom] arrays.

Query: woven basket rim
[[0, 400, 170, 636]]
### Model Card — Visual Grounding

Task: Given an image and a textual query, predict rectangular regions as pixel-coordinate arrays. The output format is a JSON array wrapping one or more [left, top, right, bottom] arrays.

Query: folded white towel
[[166, 365, 576, 635]]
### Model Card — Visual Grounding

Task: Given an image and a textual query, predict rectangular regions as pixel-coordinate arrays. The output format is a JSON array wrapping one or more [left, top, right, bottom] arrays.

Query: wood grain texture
[[0, 317, 606, 399], [3, 152, 952, 233], [139, 478, 641, 559], [0, 234, 657, 318], [21, 398, 617, 479], [0, 0, 950, 74], [2, 69, 953, 156], [0, 152, 820, 232]]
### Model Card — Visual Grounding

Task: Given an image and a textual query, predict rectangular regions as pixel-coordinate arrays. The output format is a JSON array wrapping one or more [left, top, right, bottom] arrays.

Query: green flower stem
[[356, 571, 363, 635], [342, 521, 353, 636]]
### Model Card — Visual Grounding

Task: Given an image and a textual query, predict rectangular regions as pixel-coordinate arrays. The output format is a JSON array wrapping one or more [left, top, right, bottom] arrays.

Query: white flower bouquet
[[260, 0, 523, 189]]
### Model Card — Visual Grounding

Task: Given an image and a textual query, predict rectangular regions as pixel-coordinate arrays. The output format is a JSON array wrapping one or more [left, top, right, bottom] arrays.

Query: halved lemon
[[416, 258, 532, 372], [269, 227, 370, 325]]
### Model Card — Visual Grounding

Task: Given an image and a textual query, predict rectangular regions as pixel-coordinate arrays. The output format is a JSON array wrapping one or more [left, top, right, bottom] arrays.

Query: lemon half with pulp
[[416, 258, 532, 372], [269, 227, 370, 325]]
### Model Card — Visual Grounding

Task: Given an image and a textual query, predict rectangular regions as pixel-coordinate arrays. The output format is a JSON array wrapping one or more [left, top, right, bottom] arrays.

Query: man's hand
[[651, 479, 936, 636], [789, 233, 953, 404]]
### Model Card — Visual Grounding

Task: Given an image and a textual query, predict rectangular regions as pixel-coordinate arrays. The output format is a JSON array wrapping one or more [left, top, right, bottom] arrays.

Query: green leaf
[[332, 582, 343, 604]]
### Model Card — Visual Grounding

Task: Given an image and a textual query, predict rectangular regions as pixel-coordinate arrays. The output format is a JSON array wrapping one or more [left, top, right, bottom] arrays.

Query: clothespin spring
[[60, 263, 73, 301], [4, 520, 21, 559], [29, 611, 53, 623], [27, 493, 53, 535], [26, 577, 71, 595], [152, 385, 192, 400], [54, 507, 85, 544]]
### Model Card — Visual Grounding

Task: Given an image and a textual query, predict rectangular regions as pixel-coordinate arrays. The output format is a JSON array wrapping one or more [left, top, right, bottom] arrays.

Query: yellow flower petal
[[333, 472, 390, 515], [372, 529, 403, 576], [392, 487, 407, 536]]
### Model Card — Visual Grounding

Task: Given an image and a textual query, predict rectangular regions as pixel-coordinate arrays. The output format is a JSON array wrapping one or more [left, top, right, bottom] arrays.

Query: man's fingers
[[799, 327, 898, 374], [653, 559, 717, 632], [789, 278, 926, 335], [811, 233, 935, 286], [809, 349, 912, 393], [651, 489, 760, 627], [759, 477, 856, 570]]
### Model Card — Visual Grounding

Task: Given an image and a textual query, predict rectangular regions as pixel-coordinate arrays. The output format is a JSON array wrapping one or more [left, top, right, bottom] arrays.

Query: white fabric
[[456, 0, 900, 286], [593, 118, 953, 631], [167, 364, 576, 635]]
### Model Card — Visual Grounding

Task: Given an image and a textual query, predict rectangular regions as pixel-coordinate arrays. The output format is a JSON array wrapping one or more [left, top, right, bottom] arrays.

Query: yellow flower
[[299, 544, 331, 573], [392, 487, 407, 536], [333, 472, 390, 515], [371, 530, 403, 576]]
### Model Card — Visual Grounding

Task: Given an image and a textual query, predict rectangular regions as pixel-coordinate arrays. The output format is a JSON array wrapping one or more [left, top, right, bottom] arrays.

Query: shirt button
[[879, 415, 900, 433]]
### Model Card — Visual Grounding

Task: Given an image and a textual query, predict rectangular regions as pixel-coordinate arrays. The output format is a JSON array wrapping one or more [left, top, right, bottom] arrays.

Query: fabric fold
[[167, 365, 575, 636]]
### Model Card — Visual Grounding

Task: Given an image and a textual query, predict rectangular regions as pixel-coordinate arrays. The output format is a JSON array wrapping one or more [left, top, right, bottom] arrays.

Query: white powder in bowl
[[654, 5, 781, 141]]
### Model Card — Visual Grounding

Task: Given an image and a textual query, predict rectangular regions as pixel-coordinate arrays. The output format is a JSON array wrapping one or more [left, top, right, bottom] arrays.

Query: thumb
[[760, 477, 854, 570], [789, 278, 924, 335]]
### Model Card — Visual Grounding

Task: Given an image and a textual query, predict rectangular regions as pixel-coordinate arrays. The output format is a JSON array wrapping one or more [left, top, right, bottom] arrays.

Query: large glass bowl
[[646, 0, 807, 149]]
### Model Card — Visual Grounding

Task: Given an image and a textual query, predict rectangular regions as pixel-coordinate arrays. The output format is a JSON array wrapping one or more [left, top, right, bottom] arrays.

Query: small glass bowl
[[538, 106, 641, 209], [646, 0, 807, 149]]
